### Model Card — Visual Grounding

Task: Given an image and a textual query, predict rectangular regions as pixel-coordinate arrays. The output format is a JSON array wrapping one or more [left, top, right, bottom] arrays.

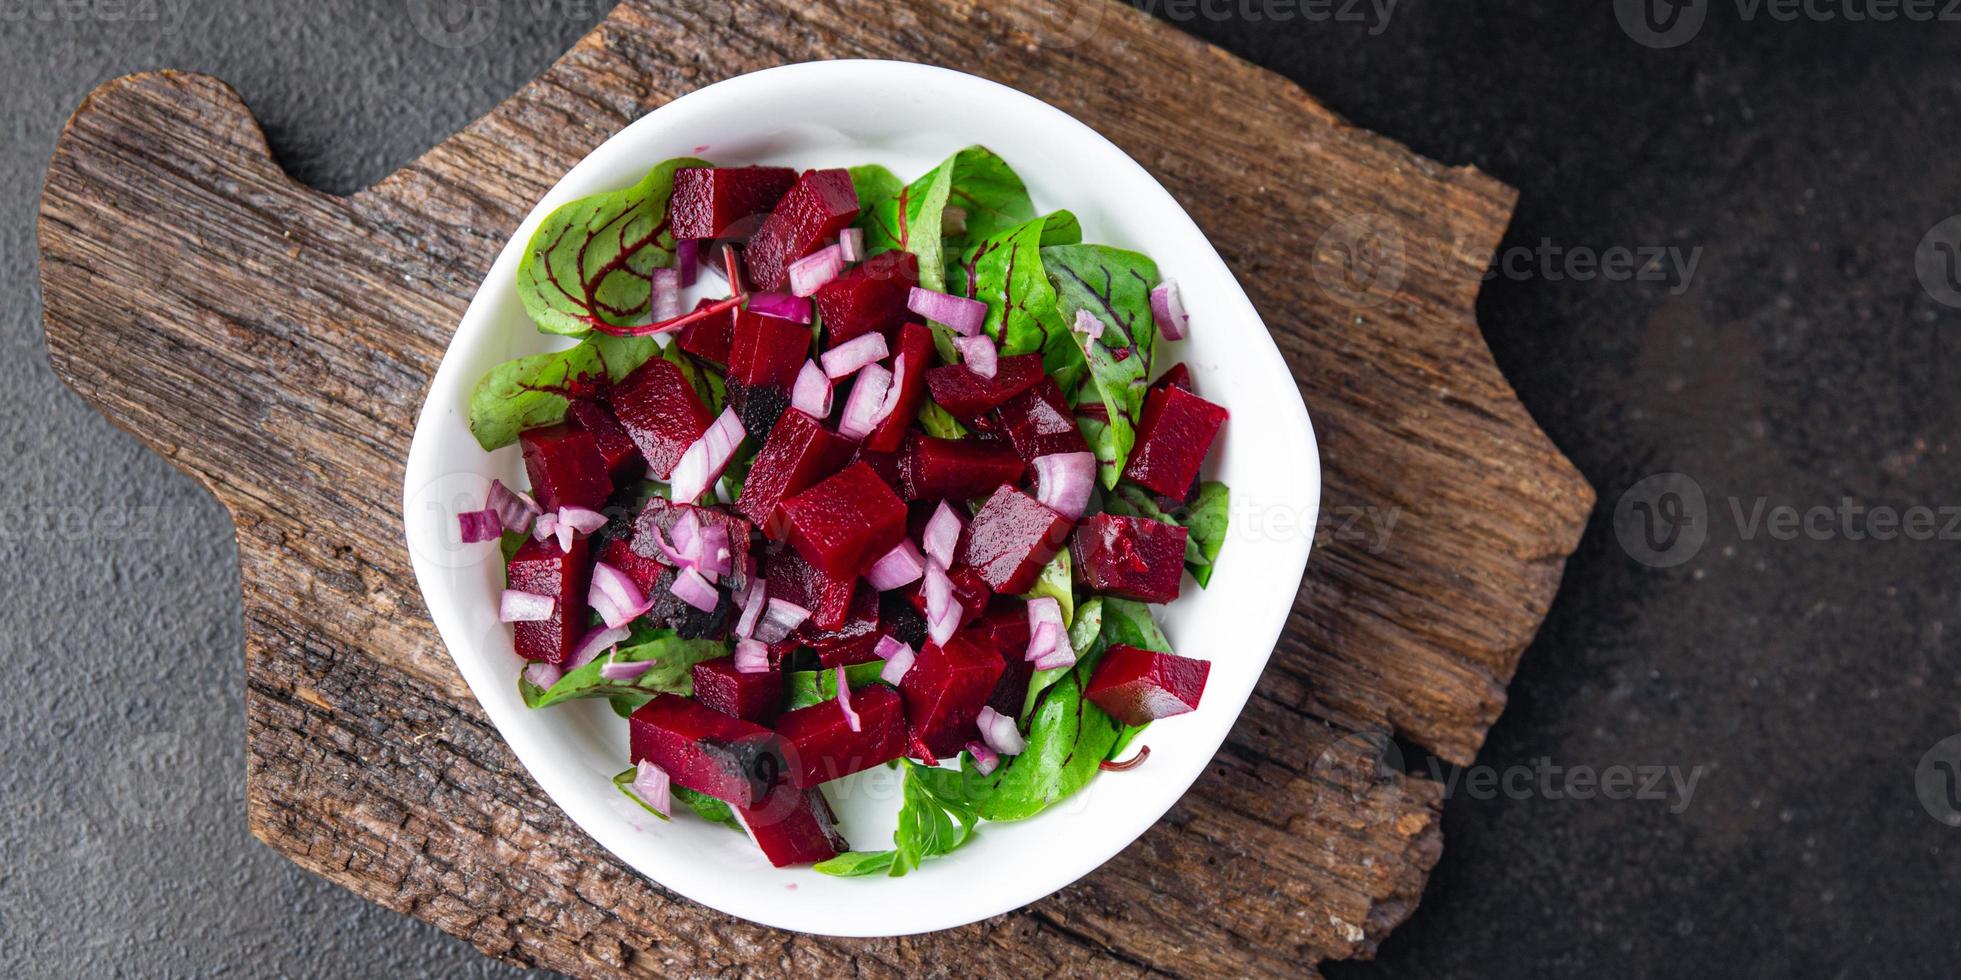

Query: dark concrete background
[[2, 1, 1957, 977]]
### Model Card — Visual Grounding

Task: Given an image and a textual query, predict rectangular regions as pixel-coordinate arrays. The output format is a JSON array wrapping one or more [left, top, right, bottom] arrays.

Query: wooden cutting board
[[37, 1, 1593, 974]]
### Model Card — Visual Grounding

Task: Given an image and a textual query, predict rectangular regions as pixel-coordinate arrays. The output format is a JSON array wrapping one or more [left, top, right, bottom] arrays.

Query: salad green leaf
[[1042, 244, 1161, 487], [784, 660, 888, 712], [957, 211, 1084, 383], [814, 759, 994, 877], [1021, 595, 1102, 720], [916, 399, 970, 440], [1021, 549, 1074, 630], [467, 333, 659, 450], [517, 157, 707, 336], [673, 785, 742, 830], [981, 665, 1122, 822], [519, 627, 730, 709], [848, 164, 904, 211], [662, 340, 726, 416], [861, 146, 1034, 291]]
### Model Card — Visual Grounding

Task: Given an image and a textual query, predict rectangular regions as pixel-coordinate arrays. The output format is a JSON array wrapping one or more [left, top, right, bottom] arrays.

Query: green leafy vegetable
[[848, 164, 904, 211], [814, 759, 994, 877], [611, 767, 670, 820], [812, 849, 896, 877], [916, 399, 970, 439], [861, 146, 1034, 293], [955, 211, 1084, 380], [784, 660, 888, 712], [519, 627, 730, 709], [662, 340, 726, 416], [1104, 481, 1232, 587], [517, 157, 708, 336], [467, 333, 659, 450], [673, 786, 742, 831], [981, 665, 1121, 822], [1041, 244, 1161, 487], [1021, 549, 1074, 630], [1097, 597, 1172, 654]]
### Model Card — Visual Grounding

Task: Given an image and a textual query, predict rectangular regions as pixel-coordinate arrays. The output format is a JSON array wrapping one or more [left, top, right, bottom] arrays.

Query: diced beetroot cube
[[744, 169, 860, 292], [735, 781, 849, 867], [814, 251, 918, 349], [671, 166, 798, 240], [630, 694, 784, 807], [598, 537, 665, 594], [898, 434, 1025, 502], [973, 597, 1033, 716], [507, 537, 591, 665], [925, 353, 1045, 420], [1153, 362, 1194, 394], [739, 408, 856, 532], [1070, 513, 1188, 604], [862, 322, 934, 453], [564, 399, 645, 482], [646, 566, 732, 639], [519, 424, 614, 512], [1122, 384, 1229, 499], [957, 486, 1075, 594], [728, 307, 811, 388], [631, 497, 756, 593], [879, 590, 929, 649], [798, 587, 882, 667], [693, 658, 786, 725], [774, 684, 907, 787], [606, 357, 713, 480], [854, 447, 904, 491], [898, 630, 1007, 756], [907, 565, 991, 632], [1083, 645, 1210, 726], [994, 378, 1089, 463], [777, 462, 908, 581], [764, 546, 856, 630], [677, 297, 736, 368]]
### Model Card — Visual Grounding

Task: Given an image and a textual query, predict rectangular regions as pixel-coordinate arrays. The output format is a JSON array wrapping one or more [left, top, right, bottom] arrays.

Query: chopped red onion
[[488, 479, 540, 533], [1072, 308, 1106, 344], [836, 362, 893, 440], [791, 359, 833, 418], [1150, 278, 1187, 341], [821, 332, 889, 379], [589, 561, 653, 629], [555, 506, 607, 553], [694, 525, 733, 580], [923, 562, 958, 646], [835, 667, 861, 732], [733, 637, 770, 673], [907, 287, 987, 337], [877, 637, 916, 685], [669, 407, 746, 504], [746, 291, 812, 324], [531, 510, 558, 543], [1032, 451, 1096, 521], [756, 598, 811, 643], [600, 658, 655, 681], [838, 227, 864, 262], [952, 334, 996, 379], [965, 740, 999, 776], [866, 539, 926, 591], [499, 589, 555, 622], [671, 509, 702, 559], [568, 624, 631, 669], [631, 760, 672, 818], [458, 508, 502, 543], [1031, 635, 1076, 672], [670, 567, 720, 612], [522, 661, 563, 690], [1026, 620, 1066, 667], [977, 706, 1027, 756], [922, 502, 962, 569], [735, 577, 767, 638], [675, 239, 701, 288], [650, 267, 683, 322], [1025, 597, 1064, 660], [788, 243, 846, 297]]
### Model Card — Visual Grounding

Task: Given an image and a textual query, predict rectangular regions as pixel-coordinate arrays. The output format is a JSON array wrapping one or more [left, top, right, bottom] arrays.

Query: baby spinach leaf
[[916, 399, 970, 440], [861, 146, 1034, 293], [517, 156, 708, 336], [813, 849, 897, 877], [981, 667, 1122, 822], [519, 627, 730, 709], [783, 660, 889, 712], [956, 211, 1082, 369], [673, 785, 742, 831], [1098, 597, 1172, 654], [1042, 244, 1161, 487], [467, 333, 659, 450], [611, 767, 670, 821], [848, 164, 903, 211]]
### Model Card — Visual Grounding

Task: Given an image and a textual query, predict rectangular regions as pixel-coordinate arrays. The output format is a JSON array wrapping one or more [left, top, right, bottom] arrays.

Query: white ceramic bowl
[[402, 60, 1319, 936]]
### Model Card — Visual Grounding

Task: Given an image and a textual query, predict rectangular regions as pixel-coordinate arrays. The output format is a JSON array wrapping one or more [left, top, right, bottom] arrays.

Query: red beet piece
[[736, 782, 849, 867], [774, 684, 907, 788], [814, 250, 918, 349], [507, 537, 591, 665], [995, 378, 1089, 463], [728, 307, 811, 389], [631, 496, 755, 593], [564, 399, 645, 482], [1083, 645, 1210, 726], [907, 565, 992, 632], [671, 166, 798, 240], [519, 424, 614, 512], [958, 486, 1075, 594], [777, 462, 908, 582], [598, 537, 665, 594], [1070, 513, 1188, 604], [693, 658, 786, 725], [862, 322, 934, 453], [1152, 362, 1194, 394], [677, 297, 736, 368], [630, 694, 784, 806], [799, 587, 883, 667], [744, 169, 860, 292], [1122, 384, 1229, 499], [898, 434, 1025, 502], [924, 353, 1045, 420], [853, 447, 905, 491], [764, 546, 857, 631], [899, 630, 1007, 756], [973, 599, 1034, 717], [606, 357, 713, 480], [739, 407, 856, 532]]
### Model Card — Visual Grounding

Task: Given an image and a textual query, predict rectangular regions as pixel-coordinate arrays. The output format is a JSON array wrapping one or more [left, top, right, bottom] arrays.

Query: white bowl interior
[[402, 60, 1319, 936]]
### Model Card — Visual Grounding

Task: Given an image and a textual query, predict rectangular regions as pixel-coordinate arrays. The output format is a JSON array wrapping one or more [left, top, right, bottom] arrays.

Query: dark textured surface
[[4, 2, 1956, 978]]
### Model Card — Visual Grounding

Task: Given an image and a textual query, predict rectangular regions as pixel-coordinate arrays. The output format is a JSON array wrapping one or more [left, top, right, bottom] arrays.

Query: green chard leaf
[[517, 157, 708, 336], [982, 666, 1122, 822], [1104, 481, 1232, 588], [466, 333, 659, 450], [848, 164, 904, 211], [813, 849, 897, 877], [818, 759, 994, 878], [1042, 244, 1162, 488], [784, 660, 889, 712], [1097, 597, 1173, 654], [519, 626, 730, 709], [954, 211, 1083, 373]]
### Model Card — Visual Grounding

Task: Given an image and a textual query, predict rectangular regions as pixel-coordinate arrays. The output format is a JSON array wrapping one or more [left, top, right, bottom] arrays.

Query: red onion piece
[[877, 637, 916, 685], [675, 240, 701, 288], [458, 508, 502, 543], [746, 291, 812, 324], [531, 511, 558, 543], [821, 332, 889, 379], [522, 661, 563, 690], [837, 362, 893, 440], [499, 589, 555, 622], [669, 407, 746, 504], [733, 637, 770, 673], [976, 706, 1027, 756], [756, 598, 811, 643], [791, 359, 833, 418], [922, 502, 962, 570], [965, 740, 999, 776], [670, 567, 720, 612], [589, 561, 654, 629], [556, 506, 607, 553], [835, 667, 862, 732], [650, 267, 683, 322], [488, 479, 540, 533], [568, 624, 631, 669], [838, 227, 864, 262], [694, 525, 733, 580], [735, 577, 767, 638], [1025, 597, 1064, 660], [1031, 643, 1077, 672], [952, 334, 996, 379], [632, 760, 673, 818], [600, 658, 655, 681], [865, 539, 926, 591], [1026, 620, 1066, 666], [1150, 279, 1187, 341], [906, 287, 987, 337], [1072, 308, 1106, 343], [1032, 451, 1097, 521], [788, 243, 846, 297], [923, 562, 958, 646]]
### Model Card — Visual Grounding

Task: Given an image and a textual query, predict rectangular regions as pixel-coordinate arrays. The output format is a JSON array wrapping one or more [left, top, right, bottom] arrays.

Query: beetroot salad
[[456, 148, 1231, 874]]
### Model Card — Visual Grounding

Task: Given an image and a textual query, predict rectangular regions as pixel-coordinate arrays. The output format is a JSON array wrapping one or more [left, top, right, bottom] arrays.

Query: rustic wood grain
[[36, 0, 1593, 975]]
